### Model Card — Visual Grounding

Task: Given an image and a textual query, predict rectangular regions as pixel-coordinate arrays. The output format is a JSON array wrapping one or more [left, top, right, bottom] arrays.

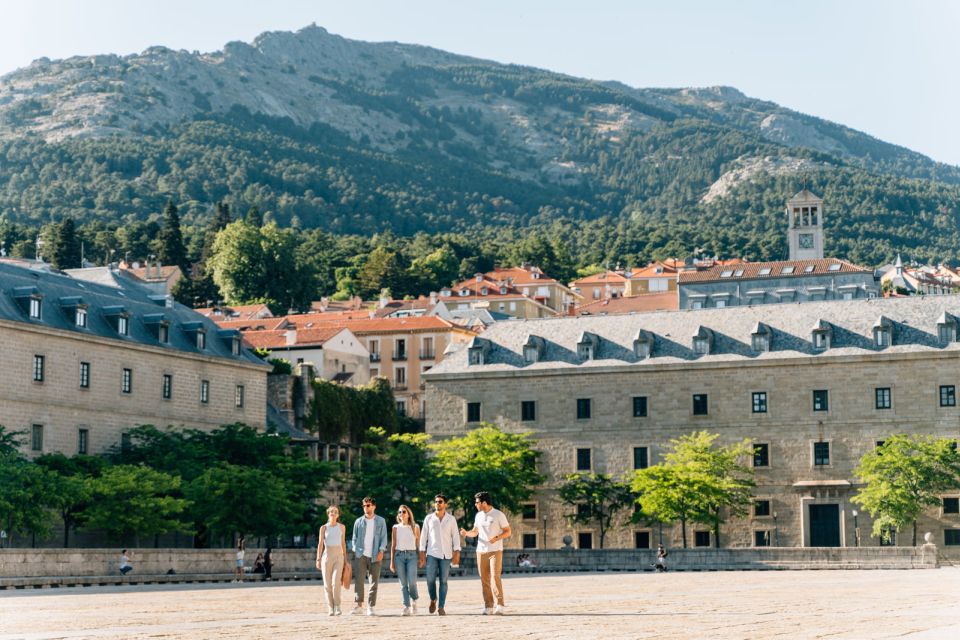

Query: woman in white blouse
[[390, 504, 421, 615]]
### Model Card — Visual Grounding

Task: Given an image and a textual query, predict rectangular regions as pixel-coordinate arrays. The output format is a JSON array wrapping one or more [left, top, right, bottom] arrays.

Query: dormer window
[[523, 335, 545, 364], [196, 330, 207, 350], [811, 319, 832, 351], [103, 305, 129, 336], [75, 307, 87, 328], [467, 337, 490, 366], [481, 287, 488, 295], [577, 332, 600, 362], [804, 265, 816, 273], [828, 263, 842, 272], [692, 326, 713, 356], [459, 289, 469, 297], [873, 317, 893, 348], [751, 322, 771, 353], [633, 330, 654, 360], [781, 266, 795, 275], [219, 329, 242, 356], [159, 323, 169, 344], [499, 286, 507, 295], [938, 312, 957, 344], [117, 315, 129, 336], [720, 270, 733, 278], [758, 267, 772, 276]]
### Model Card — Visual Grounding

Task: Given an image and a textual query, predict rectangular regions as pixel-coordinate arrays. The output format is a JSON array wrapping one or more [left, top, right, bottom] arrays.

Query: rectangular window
[[814, 441, 830, 466], [944, 497, 960, 514], [813, 389, 829, 411], [78, 428, 88, 455], [754, 530, 771, 547], [196, 331, 206, 350], [753, 444, 770, 468], [235, 385, 245, 408], [875, 387, 891, 410], [945, 530, 960, 546], [521, 400, 536, 422], [159, 324, 169, 344], [117, 315, 129, 336], [31, 424, 43, 451], [33, 354, 45, 382], [632, 396, 648, 417], [633, 447, 649, 470], [162, 374, 172, 399], [200, 380, 209, 404], [79, 361, 90, 388], [752, 392, 767, 414], [396, 400, 406, 416], [879, 528, 897, 546], [577, 398, 592, 420], [577, 532, 593, 550], [395, 367, 407, 387], [121, 368, 132, 394], [694, 531, 711, 547], [75, 308, 87, 328], [692, 394, 708, 415], [522, 504, 537, 520], [522, 533, 537, 549], [466, 402, 481, 423], [754, 500, 771, 517], [576, 448, 591, 471], [29, 297, 41, 319], [634, 531, 651, 549], [940, 385, 956, 407]]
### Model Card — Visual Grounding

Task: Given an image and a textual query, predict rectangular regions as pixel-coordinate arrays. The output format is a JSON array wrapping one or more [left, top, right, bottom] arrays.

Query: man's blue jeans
[[395, 551, 420, 606], [425, 555, 451, 607]]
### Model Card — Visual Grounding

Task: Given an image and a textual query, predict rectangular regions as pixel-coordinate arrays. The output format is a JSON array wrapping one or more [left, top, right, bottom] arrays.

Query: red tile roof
[[123, 264, 183, 282], [576, 292, 679, 315], [195, 303, 274, 320], [285, 314, 458, 335], [570, 270, 629, 288], [678, 258, 871, 284]]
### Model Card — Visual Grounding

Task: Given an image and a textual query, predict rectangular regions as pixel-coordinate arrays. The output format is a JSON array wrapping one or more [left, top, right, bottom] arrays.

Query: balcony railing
[[369, 353, 381, 362], [419, 351, 435, 360], [392, 351, 407, 361], [394, 383, 408, 391]]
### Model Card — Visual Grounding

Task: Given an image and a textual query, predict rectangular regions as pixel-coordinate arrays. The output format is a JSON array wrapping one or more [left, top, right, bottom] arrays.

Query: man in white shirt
[[461, 491, 511, 615], [419, 493, 460, 616]]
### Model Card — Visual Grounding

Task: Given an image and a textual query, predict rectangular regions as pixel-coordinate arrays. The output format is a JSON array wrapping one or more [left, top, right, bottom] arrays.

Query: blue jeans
[[425, 555, 451, 607], [395, 551, 420, 606]]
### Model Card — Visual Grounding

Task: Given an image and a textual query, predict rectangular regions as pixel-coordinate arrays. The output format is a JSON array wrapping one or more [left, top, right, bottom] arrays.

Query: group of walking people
[[315, 491, 510, 617]]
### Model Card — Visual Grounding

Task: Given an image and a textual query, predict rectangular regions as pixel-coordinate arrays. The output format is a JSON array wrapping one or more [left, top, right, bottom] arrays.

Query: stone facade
[[425, 296, 960, 557]]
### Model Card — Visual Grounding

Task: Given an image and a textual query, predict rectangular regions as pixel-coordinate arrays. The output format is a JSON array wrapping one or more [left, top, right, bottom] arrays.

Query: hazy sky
[[1, 0, 958, 165]]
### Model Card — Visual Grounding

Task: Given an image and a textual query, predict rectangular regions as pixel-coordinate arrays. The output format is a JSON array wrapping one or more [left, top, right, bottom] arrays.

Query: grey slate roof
[[0, 261, 263, 365], [427, 295, 960, 376]]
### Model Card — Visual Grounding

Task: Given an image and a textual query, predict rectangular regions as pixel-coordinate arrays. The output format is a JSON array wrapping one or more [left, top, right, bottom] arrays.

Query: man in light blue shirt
[[350, 496, 388, 616]]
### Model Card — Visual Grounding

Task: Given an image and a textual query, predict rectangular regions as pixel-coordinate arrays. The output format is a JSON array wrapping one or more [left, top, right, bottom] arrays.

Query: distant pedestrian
[[461, 491, 511, 615], [316, 505, 347, 616], [263, 547, 273, 581], [390, 504, 421, 616], [419, 494, 461, 616], [253, 552, 265, 574], [655, 544, 668, 572], [119, 550, 133, 575], [350, 497, 388, 616], [234, 537, 245, 583]]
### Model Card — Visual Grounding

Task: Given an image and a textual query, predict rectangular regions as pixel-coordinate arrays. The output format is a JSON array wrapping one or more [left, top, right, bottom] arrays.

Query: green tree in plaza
[[631, 431, 754, 548], [557, 473, 635, 549], [81, 465, 189, 546], [155, 200, 189, 272], [348, 427, 435, 526], [0, 439, 57, 546], [34, 453, 106, 547], [429, 425, 544, 521], [852, 434, 960, 546]]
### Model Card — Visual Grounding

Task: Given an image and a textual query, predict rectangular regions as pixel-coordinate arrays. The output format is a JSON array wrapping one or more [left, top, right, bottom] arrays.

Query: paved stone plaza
[[1, 569, 958, 639]]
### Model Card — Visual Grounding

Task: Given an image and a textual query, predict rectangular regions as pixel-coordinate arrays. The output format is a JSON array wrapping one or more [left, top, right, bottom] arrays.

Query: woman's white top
[[323, 522, 343, 546], [393, 524, 417, 551]]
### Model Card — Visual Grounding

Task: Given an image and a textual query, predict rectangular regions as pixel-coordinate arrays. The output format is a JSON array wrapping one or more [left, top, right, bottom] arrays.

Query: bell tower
[[786, 188, 825, 261]]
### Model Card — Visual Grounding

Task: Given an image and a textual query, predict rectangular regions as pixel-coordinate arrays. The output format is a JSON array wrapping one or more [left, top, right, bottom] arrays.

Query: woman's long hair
[[396, 504, 418, 530]]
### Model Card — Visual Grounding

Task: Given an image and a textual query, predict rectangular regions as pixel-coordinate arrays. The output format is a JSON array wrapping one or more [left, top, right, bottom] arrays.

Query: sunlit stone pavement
[[1, 568, 958, 639]]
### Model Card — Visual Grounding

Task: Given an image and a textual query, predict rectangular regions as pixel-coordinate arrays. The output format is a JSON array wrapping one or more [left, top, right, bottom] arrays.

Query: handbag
[[341, 558, 353, 589]]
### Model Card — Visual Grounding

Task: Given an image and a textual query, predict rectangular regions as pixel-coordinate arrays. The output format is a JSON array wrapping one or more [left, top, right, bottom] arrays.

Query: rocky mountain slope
[[1, 25, 958, 264]]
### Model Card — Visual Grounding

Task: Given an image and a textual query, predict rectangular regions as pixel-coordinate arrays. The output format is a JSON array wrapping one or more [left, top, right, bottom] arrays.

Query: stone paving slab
[[0, 569, 958, 639]]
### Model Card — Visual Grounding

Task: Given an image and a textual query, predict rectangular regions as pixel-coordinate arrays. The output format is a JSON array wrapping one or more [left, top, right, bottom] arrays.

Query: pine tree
[[49, 218, 82, 270], [155, 201, 188, 271], [245, 205, 263, 227]]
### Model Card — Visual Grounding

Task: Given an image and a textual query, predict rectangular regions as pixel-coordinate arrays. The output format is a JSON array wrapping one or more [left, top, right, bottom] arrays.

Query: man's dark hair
[[434, 494, 448, 504], [362, 496, 376, 505], [475, 491, 492, 505]]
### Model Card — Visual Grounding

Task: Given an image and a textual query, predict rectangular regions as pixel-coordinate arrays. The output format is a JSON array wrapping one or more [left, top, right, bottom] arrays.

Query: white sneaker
[[349, 605, 364, 615], [493, 605, 505, 615], [401, 606, 411, 616], [327, 609, 335, 617], [481, 607, 490, 615], [366, 606, 375, 616], [334, 606, 342, 616]]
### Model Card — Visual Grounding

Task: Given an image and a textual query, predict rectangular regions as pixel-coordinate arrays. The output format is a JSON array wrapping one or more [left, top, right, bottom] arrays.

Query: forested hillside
[[1, 24, 959, 300]]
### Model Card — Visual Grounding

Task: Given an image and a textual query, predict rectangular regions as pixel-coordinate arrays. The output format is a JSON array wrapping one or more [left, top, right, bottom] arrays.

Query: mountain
[[1, 24, 959, 265]]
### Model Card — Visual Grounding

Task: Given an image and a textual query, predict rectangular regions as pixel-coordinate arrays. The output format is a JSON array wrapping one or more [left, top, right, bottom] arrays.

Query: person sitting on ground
[[253, 552, 265, 574], [119, 550, 133, 575]]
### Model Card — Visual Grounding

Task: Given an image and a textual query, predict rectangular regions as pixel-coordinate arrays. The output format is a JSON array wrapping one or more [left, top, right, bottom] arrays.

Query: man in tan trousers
[[460, 491, 511, 615]]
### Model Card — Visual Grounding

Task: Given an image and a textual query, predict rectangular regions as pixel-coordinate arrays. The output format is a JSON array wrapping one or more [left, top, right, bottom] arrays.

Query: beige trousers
[[477, 550, 504, 608], [321, 547, 344, 609]]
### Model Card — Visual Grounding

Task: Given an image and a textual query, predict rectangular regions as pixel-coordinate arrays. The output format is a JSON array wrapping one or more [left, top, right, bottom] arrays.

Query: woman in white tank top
[[390, 504, 421, 615], [316, 505, 347, 615]]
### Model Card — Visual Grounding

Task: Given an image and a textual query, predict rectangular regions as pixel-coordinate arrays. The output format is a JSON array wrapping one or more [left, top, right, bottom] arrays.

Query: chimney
[[351, 295, 362, 310], [379, 289, 389, 309], [319, 296, 329, 311], [429, 291, 438, 305], [155, 259, 162, 279]]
